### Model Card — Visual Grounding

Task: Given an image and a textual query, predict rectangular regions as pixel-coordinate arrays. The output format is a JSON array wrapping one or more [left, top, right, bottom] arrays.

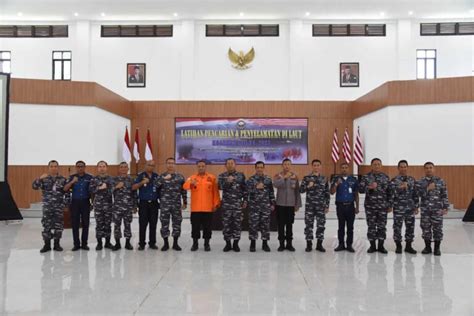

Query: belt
[[337, 201, 354, 205], [140, 200, 157, 203]]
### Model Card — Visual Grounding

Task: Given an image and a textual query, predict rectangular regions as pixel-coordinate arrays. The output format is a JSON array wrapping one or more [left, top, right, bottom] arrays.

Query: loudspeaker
[[462, 199, 474, 222]]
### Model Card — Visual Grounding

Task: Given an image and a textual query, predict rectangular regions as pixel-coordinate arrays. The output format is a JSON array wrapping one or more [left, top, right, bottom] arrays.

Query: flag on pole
[[133, 128, 140, 162], [342, 127, 352, 163], [331, 128, 340, 164], [354, 126, 364, 166], [122, 127, 132, 163], [145, 129, 153, 161]]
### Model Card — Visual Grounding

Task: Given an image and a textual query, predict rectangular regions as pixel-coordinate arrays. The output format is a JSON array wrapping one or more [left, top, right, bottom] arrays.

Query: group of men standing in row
[[33, 156, 449, 256]]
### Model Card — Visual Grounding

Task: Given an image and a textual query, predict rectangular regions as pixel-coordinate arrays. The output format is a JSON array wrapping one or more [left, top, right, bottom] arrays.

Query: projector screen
[[0, 74, 8, 182]]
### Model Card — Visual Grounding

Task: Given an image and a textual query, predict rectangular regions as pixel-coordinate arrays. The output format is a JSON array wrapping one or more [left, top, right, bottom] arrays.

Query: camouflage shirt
[[218, 171, 247, 208], [113, 175, 136, 208], [32, 175, 67, 209], [155, 172, 187, 206], [299, 173, 330, 209], [416, 176, 449, 210], [90, 175, 114, 206], [246, 174, 276, 206], [390, 175, 419, 209], [359, 172, 391, 208]]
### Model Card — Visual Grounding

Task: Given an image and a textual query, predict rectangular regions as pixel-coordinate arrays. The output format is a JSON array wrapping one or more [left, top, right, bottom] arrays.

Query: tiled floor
[[1, 218, 473, 315]]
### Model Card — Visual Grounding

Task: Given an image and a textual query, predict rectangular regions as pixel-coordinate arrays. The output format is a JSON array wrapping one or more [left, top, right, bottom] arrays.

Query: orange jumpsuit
[[183, 173, 220, 212]]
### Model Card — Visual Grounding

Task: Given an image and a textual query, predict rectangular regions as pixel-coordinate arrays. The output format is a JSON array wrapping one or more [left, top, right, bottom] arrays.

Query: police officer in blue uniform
[[64, 160, 93, 251], [132, 160, 160, 250], [330, 162, 359, 252]]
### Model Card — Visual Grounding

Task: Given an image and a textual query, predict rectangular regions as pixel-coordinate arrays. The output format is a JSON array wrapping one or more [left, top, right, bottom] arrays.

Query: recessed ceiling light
[[408, 11, 414, 15], [173, 12, 178, 17], [74, 12, 79, 17], [380, 12, 385, 17], [305, 12, 310, 17], [17, 12, 23, 17], [100, 12, 106, 17], [239, 12, 244, 17]]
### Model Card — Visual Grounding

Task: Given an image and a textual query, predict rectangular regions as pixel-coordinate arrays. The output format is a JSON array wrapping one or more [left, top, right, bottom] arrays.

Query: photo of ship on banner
[[175, 118, 308, 165]]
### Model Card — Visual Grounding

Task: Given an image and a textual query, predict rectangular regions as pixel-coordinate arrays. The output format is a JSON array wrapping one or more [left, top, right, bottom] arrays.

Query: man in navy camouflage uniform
[[112, 162, 136, 251], [89, 161, 114, 250], [218, 158, 247, 252], [299, 159, 330, 252], [359, 158, 392, 253], [155, 157, 187, 251], [416, 162, 449, 256], [389, 160, 419, 254], [32, 160, 67, 253], [246, 161, 275, 252]]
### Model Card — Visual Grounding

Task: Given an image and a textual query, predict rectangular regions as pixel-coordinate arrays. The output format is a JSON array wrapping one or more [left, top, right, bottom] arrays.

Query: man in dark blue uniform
[[133, 160, 160, 250], [64, 161, 93, 251], [330, 162, 359, 252]]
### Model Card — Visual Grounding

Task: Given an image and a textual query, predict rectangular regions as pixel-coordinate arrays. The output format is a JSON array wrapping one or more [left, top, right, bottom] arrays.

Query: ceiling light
[[380, 12, 385, 17], [100, 12, 106, 17], [17, 12, 23, 17], [74, 12, 79, 17], [305, 12, 310, 17], [239, 12, 244, 17], [408, 11, 414, 15], [173, 12, 178, 17]]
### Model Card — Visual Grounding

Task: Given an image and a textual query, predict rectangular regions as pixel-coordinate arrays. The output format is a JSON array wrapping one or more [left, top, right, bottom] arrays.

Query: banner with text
[[175, 118, 308, 164]]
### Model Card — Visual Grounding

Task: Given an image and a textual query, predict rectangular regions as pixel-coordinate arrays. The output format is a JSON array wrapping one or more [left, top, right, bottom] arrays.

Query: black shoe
[[96, 239, 103, 251], [104, 238, 113, 249], [40, 240, 51, 253], [305, 240, 313, 252], [138, 245, 145, 251], [421, 239, 432, 254], [395, 241, 402, 254], [405, 241, 417, 254], [250, 240, 256, 252], [367, 241, 377, 253], [81, 244, 90, 251], [53, 239, 63, 252], [233, 240, 240, 252], [149, 244, 159, 250], [434, 241, 441, 256], [125, 239, 133, 250], [346, 245, 355, 253], [72, 245, 81, 252], [223, 240, 232, 252], [377, 240, 388, 254], [334, 244, 346, 252], [161, 238, 169, 251], [204, 239, 211, 252], [172, 237, 182, 251], [262, 240, 271, 252], [277, 241, 285, 252], [286, 240, 295, 252], [316, 240, 326, 252], [112, 239, 121, 251], [191, 239, 199, 251]]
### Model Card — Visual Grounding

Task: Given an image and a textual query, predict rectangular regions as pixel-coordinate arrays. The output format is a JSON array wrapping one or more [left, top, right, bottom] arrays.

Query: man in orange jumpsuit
[[183, 160, 220, 251]]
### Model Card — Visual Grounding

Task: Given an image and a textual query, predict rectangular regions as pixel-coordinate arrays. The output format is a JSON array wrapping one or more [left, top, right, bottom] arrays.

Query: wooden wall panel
[[352, 76, 474, 118], [10, 78, 132, 119], [358, 165, 474, 210], [7, 165, 120, 209], [131, 101, 354, 189]]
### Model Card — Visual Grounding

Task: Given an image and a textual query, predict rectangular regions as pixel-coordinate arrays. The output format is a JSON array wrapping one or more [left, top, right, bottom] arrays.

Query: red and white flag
[[342, 127, 352, 163], [354, 126, 364, 166], [133, 128, 140, 162], [331, 129, 340, 164], [145, 129, 153, 161], [122, 127, 132, 163]]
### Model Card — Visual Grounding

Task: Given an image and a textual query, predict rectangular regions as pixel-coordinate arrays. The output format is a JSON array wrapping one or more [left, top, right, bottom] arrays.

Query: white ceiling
[[0, 0, 473, 22]]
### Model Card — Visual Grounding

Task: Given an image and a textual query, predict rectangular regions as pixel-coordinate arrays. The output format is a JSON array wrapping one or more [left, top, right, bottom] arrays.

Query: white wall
[[0, 19, 472, 100], [354, 102, 474, 166], [8, 104, 130, 165]]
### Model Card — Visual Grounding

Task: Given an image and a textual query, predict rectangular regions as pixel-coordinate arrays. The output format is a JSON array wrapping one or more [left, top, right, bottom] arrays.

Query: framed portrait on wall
[[340, 62, 359, 87], [127, 63, 146, 88]]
